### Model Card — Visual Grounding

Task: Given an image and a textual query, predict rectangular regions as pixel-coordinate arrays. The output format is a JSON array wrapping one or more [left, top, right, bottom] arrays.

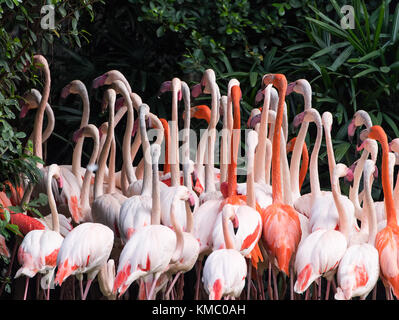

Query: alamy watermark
[[340, 5, 355, 29], [40, 5, 55, 30]]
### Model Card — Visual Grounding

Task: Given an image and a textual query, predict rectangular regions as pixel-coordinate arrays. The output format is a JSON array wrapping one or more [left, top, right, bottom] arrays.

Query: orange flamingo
[[261, 74, 302, 278], [367, 125, 399, 299]]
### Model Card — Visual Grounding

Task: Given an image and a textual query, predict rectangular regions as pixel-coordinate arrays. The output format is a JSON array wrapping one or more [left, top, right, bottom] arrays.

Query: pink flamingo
[[15, 164, 64, 300], [113, 146, 192, 299], [335, 159, 379, 300], [202, 204, 247, 300]]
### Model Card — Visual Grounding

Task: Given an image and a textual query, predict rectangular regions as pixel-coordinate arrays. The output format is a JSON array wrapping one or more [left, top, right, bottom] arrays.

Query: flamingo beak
[[344, 168, 355, 187], [191, 83, 203, 98], [19, 103, 29, 119], [61, 84, 71, 99], [248, 114, 261, 129], [158, 80, 172, 97], [73, 128, 84, 143], [255, 89, 265, 104], [92, 73, 108, 89], [347, 119, 356, 142], [293, 112, 305, 128], [188, 193, 196, 207], [286, 82, 296, 96]]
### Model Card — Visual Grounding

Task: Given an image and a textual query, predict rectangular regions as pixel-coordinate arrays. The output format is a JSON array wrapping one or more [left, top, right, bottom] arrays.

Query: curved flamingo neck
[[290, 121, 309, 199], [32, 56, 51, 167], [254, 85, 271, 184], [151, 147, 161, 225], [80, 125, 100, 213], [270, 76, 287, 203], [227, 86, 241, 197], [363, 161, 378, 245], [371, 126, 397, 226], [222, 206, 236, 250], [349, 150, 369, 218], [72, 82, 90, 179], [331, 167, 350, 240], [170, 78, 181, 186], [309, 117, 322, 198], [139, 105, 152, 196], [324, 124, 340, 194], [204, 79, 220, 193], [181, 81, 192, 189], [46, 166, 60, 234]]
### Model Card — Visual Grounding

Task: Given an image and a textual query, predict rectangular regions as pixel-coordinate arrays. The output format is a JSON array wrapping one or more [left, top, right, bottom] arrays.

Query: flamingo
[[60, 79, 91, 182], [366, 125, 399, 299], [202, 204, 247, 300], [307, 112, 358, 233], [158, 78, 197, 231], [113, 145, 193, 299], [118, 104, 156, 243], [15, 164, 64, 300], [335, 159, 379, 300], [261, 74, 302, 278], [347, 138, 378, 241], [293, 163, 352, 296]]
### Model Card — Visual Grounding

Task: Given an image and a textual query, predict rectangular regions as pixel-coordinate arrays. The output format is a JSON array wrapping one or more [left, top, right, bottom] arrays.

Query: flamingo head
[[255, 88, 265, 104], [190, 105, 211, 123], [286, 81, 297, 95], [92, 73, 108, 88], [61, 83, 72, 99], [248, 113, 261, 129], [19, 101, 30, 119], [19, 89, 42, 118], [191, 82, 203, 98], [73, 127, 85, 143]]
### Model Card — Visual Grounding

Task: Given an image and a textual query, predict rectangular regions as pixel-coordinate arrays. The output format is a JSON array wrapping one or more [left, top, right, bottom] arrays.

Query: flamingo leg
[[290, 268, 294, 300], [325, 280, 331, 300], [79, 278, 84, 300], [372, 284, 377, 300], [166, 271, 182, 299], [195, 260, 203, 300], [178, 273, 184, 299], [267, 262, 273, 300], [247, 259, 252, 300], [272, 267, 279, 300], [82, 279, 93, 300], [23, 277, 29, 300], [148, 273, 161, 300]]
